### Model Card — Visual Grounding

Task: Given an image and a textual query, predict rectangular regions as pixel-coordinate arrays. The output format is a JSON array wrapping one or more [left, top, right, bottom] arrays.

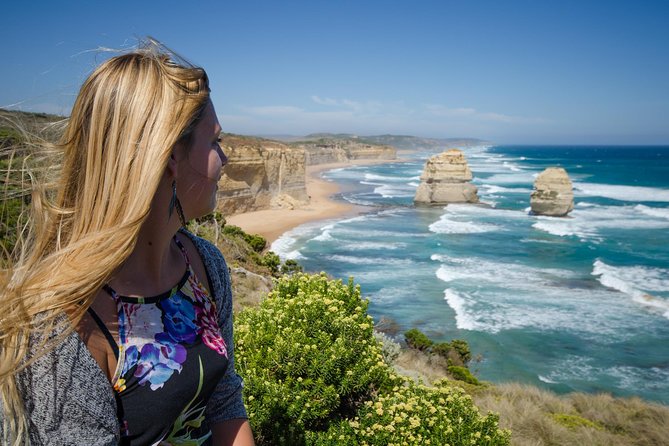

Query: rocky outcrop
[[530, 167, 574, 216], [293, 138, 396, 165], [414, 149, 479, 205], [217, 135, 308, 215]]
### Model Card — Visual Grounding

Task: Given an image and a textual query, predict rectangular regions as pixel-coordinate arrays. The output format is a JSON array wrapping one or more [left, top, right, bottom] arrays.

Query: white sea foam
[[431, 253, 660, 336], [538, 375, 559, 384], [271, 221, 327, 258], [328, 254, 415, 266], [341, 241, 407, 251], [478, 185, 532, 194], [592, 260, 669, 318], [485, 171, 538, 185], [574, 182, 669, 202], [503, 161, 522, 171], [541, 356, 669, 394], [635, 204, 669, 219], [532, 203, 669, 240], [443, 289, 479, 330], [429, 216, 498, 234], [372, 184, 415, 198]]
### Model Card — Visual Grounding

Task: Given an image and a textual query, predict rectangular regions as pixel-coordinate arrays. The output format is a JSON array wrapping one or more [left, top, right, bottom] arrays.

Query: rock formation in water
[[217, 135, 308, 215], [414, 149, 479, 205], [530, 167, 574, 217], [293, 138, 396, 165]]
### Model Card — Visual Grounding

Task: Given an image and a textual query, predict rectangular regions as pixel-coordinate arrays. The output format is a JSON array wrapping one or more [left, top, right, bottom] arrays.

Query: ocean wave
[[635, 204, 669, 219], [574, 182, 669, 202], [478, 184, 532, 194], [592, 260, 669, 319], [443, 288, 480, 331], [341, 241, 408, 251], [372, 184, 416, 198], [540, 356, 669, 394], [364, 173, 420, 182], [503, 161, 522, 171], [328, 254, 415, 266], [431, 254, 661, 336], [532, 203, 669, 240], [485, 171, 538, 185], [429, 216, 498, 234]]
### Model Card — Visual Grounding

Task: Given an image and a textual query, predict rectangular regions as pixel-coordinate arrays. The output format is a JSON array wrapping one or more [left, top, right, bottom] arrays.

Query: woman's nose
[[217, 144, 228, 166]]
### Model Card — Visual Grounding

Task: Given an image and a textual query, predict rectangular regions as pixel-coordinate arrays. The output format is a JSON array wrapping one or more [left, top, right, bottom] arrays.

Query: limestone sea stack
[[414, 149, 479, 205], [530, 167, 574, 216]]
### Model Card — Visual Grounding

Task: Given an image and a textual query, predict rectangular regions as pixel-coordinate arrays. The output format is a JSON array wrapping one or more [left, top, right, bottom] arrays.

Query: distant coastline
[[225, 158, 402, 243]]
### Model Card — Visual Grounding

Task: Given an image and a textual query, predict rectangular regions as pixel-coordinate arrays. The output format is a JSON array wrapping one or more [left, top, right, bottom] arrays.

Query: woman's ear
[[166, 152, 178, 178]]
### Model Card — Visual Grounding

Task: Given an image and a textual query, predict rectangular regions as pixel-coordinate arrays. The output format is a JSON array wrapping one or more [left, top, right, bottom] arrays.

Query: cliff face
[[217, 135, 308, 215], [414, 149, 479, 205], [530, 167, 574, 217], [293, 139, 396, 165]]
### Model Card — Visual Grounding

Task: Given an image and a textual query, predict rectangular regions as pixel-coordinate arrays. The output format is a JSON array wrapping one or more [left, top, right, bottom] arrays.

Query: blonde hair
[[0, 38, 210, 444]]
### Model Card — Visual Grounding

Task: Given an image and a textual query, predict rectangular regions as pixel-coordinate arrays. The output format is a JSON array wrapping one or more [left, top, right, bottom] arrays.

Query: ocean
[[271, 145, 669, 405]]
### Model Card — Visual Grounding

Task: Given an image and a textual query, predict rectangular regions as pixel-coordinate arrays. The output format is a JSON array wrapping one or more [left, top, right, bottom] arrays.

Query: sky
[[2, 0, 668, 144]]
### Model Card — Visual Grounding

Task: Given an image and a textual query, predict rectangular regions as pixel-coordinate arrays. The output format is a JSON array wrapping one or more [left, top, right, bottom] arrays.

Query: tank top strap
[[103, 283, 120, 301], [173, 235, 192, 268]]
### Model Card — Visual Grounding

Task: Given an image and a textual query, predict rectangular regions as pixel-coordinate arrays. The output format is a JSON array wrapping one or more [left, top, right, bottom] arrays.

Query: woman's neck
[[110, 184, 185, 297]]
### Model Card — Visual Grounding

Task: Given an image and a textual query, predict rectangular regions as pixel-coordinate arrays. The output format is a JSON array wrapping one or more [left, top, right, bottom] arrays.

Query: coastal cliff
[[414, 148, 479, 205], [291, 137, 396, 165], [217, 135, 308, 215]]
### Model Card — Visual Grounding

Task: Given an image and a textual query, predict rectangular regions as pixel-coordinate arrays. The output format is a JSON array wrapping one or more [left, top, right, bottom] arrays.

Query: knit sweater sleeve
[[185, 232, 248, 423]]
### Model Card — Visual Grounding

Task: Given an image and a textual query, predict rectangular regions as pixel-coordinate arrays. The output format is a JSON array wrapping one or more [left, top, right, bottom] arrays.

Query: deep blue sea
[[271, 145, 669, 405]]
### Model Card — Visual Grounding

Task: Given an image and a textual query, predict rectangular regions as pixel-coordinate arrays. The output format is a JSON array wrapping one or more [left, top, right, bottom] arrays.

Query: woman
[[0, 39, 255, 445]]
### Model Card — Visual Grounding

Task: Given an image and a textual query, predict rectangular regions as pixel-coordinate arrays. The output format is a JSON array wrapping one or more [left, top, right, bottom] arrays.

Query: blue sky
[[2, 0, 668, 144]]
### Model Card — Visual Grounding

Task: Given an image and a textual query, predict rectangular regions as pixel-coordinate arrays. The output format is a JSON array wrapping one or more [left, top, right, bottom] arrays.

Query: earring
[[169, 180, 187, 227]]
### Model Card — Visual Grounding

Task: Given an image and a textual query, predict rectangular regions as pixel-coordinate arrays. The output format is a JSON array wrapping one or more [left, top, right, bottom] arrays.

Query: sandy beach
[[225, 159, 397, 244]]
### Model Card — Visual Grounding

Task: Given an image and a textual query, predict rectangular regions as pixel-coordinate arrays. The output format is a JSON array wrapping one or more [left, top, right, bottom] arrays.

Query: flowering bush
[[234, 273, 510, 445], [313, 380, 509, 445], [235, 273, 395, 444]]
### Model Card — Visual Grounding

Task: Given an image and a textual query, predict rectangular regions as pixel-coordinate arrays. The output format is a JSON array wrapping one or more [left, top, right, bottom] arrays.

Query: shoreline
[[225, 158, 401, 244]]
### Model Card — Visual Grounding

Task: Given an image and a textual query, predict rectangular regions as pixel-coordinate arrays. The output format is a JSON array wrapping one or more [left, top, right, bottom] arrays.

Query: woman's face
[[176, 100, 227, 219]]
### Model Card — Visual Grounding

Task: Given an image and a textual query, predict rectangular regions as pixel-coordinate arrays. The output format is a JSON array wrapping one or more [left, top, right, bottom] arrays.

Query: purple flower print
[[134, 335, 187, 390], [161, 294, 198, 344], [121, 345, 139, 377]]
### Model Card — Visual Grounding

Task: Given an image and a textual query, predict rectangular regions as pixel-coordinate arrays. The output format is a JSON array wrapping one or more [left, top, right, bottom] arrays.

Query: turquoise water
[[271, 145, 669, 405]]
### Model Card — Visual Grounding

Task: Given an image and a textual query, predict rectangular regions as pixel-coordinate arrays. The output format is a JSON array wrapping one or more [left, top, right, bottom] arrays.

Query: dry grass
[[473, 383, 669, 446], [392, 348, 449, 385], [230, 266, 273, 313]]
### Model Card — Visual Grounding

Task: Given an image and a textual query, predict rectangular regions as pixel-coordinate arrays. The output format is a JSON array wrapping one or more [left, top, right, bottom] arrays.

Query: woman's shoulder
[[178, 229, 227, 271]]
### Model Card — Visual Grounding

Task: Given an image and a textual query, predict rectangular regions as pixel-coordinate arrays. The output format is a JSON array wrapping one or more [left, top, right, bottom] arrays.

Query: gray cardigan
[[2, 232, 247, 445]]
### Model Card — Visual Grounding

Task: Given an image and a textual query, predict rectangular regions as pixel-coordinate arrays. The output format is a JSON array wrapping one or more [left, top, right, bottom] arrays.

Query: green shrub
[[281, 259, 303, 275], [404, 328, 433, 351], [235, 273, 509, 445], [222, 224, 267, 252], [550, 413, 602, 430], [432, 341, 451, 358], [450, 339, 472, 364], [235, 273, 395, 444], [312, 379, 509, 445], [246, 234, 267, 252], [448, 365, 480, 385], [260, 251, 280, 275]]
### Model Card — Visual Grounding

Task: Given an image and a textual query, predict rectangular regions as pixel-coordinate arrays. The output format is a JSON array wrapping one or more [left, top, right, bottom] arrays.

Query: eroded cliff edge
[[217, 135, 309, 215], [292, 137, 397, 165]]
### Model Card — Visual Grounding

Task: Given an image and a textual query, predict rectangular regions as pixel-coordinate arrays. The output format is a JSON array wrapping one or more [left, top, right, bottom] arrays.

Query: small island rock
[[414, 149, 479, 205], [530, 167, 574, 216]]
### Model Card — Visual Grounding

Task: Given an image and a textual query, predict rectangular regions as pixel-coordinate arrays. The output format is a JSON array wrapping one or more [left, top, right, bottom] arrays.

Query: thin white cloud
[[222, 96, 550, 137]]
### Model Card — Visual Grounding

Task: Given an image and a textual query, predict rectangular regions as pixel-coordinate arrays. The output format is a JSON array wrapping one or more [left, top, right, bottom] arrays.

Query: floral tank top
[[88, 237, 229, 445]]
